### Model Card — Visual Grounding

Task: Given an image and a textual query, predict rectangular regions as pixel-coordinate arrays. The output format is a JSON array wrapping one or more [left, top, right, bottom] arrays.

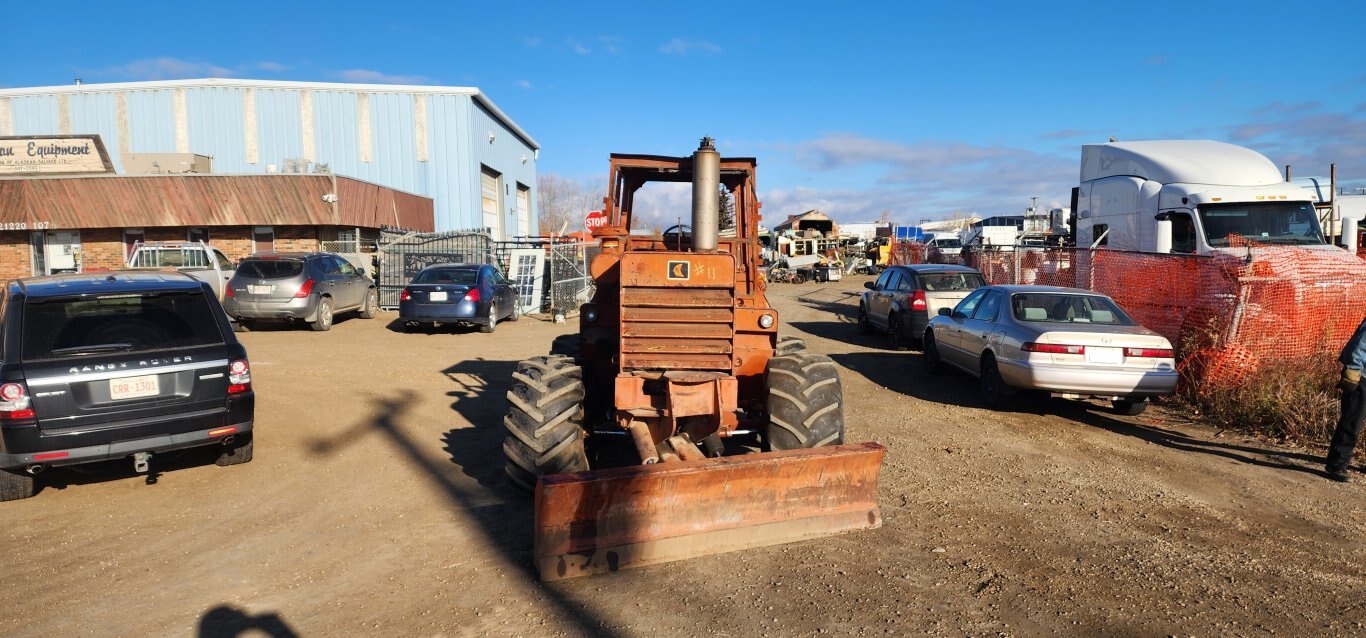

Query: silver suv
[[223, 252, 378, 331]]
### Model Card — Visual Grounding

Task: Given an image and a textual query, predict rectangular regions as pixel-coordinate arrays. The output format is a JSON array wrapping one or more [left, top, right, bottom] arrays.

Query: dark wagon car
[[398, 263, 520, 333], [223, 252, 378, 331], [858, 264, 986, 349], [0, 272, 255, 501]]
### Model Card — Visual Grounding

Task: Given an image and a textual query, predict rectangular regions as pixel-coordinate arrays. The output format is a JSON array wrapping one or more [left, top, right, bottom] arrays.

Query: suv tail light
[[228, 359, 252, 394], [294, 279, 316, 298], [911, 290, 927, 311], [463, 288, 481, 302], [400, 288, 411, 302], [1022, 342, 1085, 354], [225, 286, 235, 297], [0, 382, 35, 421], [1124, 347, 1174, 358]]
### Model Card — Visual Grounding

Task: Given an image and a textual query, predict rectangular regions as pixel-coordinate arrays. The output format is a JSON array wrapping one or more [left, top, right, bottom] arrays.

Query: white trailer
[[1074, 140, 1331, 255]]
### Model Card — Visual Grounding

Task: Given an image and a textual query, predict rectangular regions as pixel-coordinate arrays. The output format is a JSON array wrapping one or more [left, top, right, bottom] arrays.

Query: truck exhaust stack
[[691, 137, 721, 252]]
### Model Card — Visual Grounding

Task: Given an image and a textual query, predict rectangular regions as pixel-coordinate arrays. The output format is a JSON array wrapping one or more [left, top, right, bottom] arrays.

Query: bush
[[1174, 351, 1340, 442]]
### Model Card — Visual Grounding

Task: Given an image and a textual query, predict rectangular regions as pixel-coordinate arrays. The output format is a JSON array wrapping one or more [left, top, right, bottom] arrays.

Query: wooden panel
[[622, 307, 733, 323], [622, 337, 732, 354], [622, 322, 732, 339], [622, 287, 732, 308]]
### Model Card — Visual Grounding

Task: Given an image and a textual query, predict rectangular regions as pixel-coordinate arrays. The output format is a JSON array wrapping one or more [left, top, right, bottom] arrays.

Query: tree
[[878, 209, 892, 224], [718, 185, 735, 230], [537, 174, 605, 236]]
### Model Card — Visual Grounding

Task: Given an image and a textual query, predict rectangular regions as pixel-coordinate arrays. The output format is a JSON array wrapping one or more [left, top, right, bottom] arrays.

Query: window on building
[[36, 230, 81, 275], [188, 228, 210, 244], [254, 227, 275, 253], [481, 166, 503, 240], [516, 183, 531, 237], [124, 229, 145, 260]]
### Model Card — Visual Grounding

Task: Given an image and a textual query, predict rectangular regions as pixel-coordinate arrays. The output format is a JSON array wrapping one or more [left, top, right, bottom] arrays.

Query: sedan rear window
[[919, 273, 985, 292], [413, 269, 479, 285], [23, 292, 225, 360], [237, 259, 305, 279], [1011, 293, 1135, 325]]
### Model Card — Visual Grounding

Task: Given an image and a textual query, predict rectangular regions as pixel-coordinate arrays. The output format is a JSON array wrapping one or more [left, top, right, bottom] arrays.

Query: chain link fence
[[546, 242, 599, 317]]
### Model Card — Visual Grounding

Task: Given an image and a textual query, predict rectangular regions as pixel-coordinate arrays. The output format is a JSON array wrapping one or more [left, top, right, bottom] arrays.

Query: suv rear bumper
[[225, 296, 321, 322], [0, 419, 253, 469]]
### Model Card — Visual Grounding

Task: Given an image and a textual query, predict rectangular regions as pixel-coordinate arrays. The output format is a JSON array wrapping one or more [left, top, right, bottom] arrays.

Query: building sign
[[0, 135, 115, 176]]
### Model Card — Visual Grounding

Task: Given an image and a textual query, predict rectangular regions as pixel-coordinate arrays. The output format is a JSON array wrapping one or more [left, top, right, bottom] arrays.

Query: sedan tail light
[[463, 288, 481, 302], [228, 359, 252, 394], [0, 382, 35, 421], [1124, 347, 1174, 358], [400, 288, 412, 302], [1022, 342, 1085, 355], [911, 290, 927, 311], [294, 279, 316, 298]]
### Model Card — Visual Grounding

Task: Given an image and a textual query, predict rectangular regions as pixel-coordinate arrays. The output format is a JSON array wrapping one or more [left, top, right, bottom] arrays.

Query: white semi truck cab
[[1073, 140, 1327, 255]]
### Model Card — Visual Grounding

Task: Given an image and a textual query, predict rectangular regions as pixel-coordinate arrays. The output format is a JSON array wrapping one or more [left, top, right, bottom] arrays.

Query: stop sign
[[585, 210, 608, 232]]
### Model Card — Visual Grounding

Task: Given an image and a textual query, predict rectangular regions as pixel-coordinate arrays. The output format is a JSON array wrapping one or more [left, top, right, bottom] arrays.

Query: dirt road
[[3, 275, 1362, 637]]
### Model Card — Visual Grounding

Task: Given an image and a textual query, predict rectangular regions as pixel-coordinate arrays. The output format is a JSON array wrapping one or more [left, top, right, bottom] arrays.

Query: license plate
[[429, 291, 448, 302], [247, 284, 274, 295], [1086, 347, 1123, 365], [110, 374, 160, 400]]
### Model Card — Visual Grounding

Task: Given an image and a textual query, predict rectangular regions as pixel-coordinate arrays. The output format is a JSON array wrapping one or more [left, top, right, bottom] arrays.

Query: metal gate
[[377, 230, 493, 308], [547, 242, 598, 317]]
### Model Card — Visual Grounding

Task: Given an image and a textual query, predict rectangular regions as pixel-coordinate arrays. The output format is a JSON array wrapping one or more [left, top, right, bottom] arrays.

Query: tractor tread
[[502, 356, 589, 492], [765, 354, 845, 451]]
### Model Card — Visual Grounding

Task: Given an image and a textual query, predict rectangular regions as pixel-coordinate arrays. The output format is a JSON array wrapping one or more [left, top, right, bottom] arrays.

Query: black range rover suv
[[0, 271, 255, 501]]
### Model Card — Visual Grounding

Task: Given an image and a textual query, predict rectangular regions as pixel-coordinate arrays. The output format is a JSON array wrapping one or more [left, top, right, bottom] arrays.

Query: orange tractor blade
[[533, 442, 886, 581]]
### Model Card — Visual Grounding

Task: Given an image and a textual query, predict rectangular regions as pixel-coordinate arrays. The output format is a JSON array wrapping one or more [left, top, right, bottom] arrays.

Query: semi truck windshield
[[1197, 201, 1325, 246]]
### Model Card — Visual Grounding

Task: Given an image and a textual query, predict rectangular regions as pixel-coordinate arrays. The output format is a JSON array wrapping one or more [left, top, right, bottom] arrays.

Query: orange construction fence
[[963, 245, 1366, 391]]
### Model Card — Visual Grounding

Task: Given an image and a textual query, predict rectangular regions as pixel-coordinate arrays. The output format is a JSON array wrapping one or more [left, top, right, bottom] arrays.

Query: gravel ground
[[2, 274, 1362, 637]]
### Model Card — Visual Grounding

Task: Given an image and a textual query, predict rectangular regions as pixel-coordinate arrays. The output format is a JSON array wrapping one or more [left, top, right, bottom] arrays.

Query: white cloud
[[85, 57, 234, 81], [598, 36, 623, 55], [522, 36, 542, 48], [256, 61, 289, 72], [335, 69, 434, 85], [566, 38, 591, 55], [515, 79, 533, 90], [659, 38, 721, 56], [1227, 103, 1366, 188]]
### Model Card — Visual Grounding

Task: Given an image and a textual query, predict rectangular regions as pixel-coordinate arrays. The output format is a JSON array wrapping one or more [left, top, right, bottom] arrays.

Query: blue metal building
[[0, 78, 539, 237]]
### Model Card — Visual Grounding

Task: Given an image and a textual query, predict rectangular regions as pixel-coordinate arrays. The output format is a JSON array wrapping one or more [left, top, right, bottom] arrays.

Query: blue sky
[[3, 0, 1363, 225]]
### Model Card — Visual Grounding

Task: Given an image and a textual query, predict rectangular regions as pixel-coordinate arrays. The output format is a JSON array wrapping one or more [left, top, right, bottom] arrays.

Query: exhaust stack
[[691, 137, 721, 252]]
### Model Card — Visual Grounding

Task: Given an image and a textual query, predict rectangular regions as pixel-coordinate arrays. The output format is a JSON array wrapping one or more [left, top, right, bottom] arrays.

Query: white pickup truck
[[127, 241, 236, 302]]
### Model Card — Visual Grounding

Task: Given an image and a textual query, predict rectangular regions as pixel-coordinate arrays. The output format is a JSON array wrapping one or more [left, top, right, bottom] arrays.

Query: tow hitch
[[132, 452, 152, 474]]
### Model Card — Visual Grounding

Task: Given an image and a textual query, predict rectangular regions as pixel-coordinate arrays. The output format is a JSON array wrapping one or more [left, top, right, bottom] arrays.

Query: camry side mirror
[[938, 307, 952, 316], [863, 281, 875, 290]]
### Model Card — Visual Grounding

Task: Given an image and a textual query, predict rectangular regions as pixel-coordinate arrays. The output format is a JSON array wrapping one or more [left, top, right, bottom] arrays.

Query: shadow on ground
[[303, 358, 621, 637], [830, 350, 1331, 478], [198, 605, 297, 638]]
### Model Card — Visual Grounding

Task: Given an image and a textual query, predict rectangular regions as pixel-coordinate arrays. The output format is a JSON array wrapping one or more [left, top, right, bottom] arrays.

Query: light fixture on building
[[521, 155, 528, 164], [322, 193, 338, 203], [488, 131, 495, 143]]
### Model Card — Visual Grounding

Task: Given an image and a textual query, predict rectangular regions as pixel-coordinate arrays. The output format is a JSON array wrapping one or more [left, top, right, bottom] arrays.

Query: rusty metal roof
[[0, 174, 433, 231]]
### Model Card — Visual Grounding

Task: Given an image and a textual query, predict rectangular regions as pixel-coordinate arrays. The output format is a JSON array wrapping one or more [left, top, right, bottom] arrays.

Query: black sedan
[[398, 263, 520, 333]]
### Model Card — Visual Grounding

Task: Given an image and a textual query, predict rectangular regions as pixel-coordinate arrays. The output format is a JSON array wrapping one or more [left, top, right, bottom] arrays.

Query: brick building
[[0, 169, 433, 279]]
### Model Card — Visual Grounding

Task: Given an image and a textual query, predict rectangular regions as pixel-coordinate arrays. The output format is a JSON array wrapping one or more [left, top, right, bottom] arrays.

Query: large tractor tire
[[503, 355, 590, 491], [776, 335, 807, 357], [764, 353, 845, 451]]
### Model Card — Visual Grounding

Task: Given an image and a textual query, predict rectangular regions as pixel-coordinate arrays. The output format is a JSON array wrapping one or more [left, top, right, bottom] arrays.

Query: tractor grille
[[620, 287, 735, 371]]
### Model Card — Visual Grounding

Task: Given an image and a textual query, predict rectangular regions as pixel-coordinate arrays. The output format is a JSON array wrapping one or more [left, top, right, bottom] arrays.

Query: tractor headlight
[[758, 313, 775, 329], [584, 306, 599, 323]]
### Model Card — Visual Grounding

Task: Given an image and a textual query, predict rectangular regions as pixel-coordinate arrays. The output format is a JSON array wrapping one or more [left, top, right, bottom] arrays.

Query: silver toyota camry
[[923, 285, 1178, 414]]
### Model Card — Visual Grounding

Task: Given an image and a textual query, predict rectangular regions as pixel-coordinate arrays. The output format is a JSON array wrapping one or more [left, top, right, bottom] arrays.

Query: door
[[939, 288, 989, 368], [123, 229, 145, 262], [487, 267, 515, 318], [44, 231, 81, 274], [959, 290, 1005, 372], [333, 256, 365, 309], [874, 270, 903, 328], [481, 166, 503, 241], [506, 248, 545, 315], [253, 227, 274, 253], [516, 184, 531, 237]]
